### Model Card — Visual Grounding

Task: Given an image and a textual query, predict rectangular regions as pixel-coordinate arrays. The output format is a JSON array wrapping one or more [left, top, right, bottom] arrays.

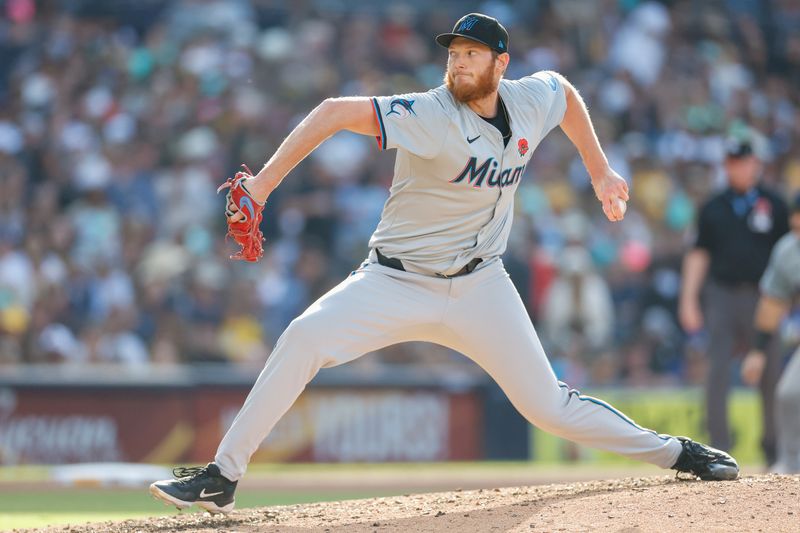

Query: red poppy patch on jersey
[[518, 138, 529, 156]]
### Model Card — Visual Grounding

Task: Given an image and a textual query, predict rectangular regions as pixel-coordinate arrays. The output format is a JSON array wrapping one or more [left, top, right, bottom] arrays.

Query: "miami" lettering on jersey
[[449, 157, 526, 189]]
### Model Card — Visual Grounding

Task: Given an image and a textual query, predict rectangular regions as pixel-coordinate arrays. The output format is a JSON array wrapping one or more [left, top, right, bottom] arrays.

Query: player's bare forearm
[[246, 98, 378, 202], [552, 73, 628, 221], [754, 295, 790, 333], [555, 74, 609, 180], [742, 294, 789, 385]]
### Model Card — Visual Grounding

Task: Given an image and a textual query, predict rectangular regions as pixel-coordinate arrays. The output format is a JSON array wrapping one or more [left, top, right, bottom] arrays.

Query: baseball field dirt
[[26, 474, 800, 533]]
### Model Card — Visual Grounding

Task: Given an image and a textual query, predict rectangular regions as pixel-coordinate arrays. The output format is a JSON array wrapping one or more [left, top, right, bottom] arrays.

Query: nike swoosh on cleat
[[200, 489, 224, 498], [467, 135, 480, 144]]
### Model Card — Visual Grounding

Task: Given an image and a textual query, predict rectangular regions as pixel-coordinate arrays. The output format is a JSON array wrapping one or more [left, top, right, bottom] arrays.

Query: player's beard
[[445, 61, 499, 103]]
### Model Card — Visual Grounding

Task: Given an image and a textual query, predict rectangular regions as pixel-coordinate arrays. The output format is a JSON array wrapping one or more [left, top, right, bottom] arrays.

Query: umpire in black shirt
[[679, 134, 789, 462]]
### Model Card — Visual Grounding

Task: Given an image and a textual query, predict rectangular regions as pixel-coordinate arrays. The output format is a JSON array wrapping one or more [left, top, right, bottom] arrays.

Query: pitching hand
[[591, 168, 629, 222]]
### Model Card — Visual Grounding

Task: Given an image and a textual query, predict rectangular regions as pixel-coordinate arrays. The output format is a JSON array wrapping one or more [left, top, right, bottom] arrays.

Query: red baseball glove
[[217, 165, 265, 262]]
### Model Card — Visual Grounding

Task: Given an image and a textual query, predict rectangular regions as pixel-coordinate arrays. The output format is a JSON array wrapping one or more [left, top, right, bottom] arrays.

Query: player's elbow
[[311, 98, 357, 137], [317, 98, 342, 123], [320, 97, 348, 112], [321, 96, 379, 137]]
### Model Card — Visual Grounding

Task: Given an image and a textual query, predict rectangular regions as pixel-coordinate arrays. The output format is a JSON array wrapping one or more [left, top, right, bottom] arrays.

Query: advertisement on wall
[[242, 391, 481, 463], [0, 384, 483, 465], [0, 386, 187, 464]]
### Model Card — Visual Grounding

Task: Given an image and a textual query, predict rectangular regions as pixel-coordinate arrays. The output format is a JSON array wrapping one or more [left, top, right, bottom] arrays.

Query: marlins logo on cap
[[436, 13, 509, 54], [458, 16, 479, 32]]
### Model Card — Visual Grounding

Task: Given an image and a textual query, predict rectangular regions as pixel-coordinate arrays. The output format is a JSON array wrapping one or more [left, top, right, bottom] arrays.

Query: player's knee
[[531, 387, 589, 430], [531, 406, 566, 432], [286, 312, 346, 362], [282, 314, 322, 348], [271, 317, 328, 382], [512, 395, 564, 431]]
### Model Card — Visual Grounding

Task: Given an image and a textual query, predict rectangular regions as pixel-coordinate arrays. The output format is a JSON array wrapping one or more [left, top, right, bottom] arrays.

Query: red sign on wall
[[0, 385, 482, 464]]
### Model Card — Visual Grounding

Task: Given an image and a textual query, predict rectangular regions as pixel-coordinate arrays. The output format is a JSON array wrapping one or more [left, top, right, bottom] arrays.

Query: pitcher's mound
[[36, 474, 800, 533]]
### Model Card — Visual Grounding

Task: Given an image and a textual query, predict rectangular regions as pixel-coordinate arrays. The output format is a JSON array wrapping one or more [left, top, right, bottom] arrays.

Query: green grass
[[0, 487, 404, 531]]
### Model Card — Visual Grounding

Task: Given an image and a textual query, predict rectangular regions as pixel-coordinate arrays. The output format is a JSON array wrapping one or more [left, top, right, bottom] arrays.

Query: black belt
[[375, 249, 482, 278]]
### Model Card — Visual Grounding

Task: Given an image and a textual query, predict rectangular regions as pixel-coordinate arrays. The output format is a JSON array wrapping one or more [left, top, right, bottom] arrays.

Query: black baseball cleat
[[671, 437, 739, 481], [150, 463, 237, 514]]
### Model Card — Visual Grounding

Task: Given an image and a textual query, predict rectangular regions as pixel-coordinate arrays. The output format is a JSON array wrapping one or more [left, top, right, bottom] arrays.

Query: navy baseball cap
[[436, 13, 509, 54]]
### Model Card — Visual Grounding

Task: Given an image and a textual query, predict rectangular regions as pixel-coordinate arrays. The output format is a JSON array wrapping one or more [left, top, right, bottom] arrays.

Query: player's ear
[[496, 52, 510, 75]]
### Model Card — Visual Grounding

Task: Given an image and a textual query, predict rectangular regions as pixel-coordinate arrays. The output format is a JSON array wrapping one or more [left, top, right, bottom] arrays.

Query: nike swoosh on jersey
[[467, 135, 481, 144], [200, 489, 224, 498]]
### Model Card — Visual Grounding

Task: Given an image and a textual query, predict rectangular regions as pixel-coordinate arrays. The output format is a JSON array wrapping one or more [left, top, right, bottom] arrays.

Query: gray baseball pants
[[215, 258, 682, 481], [775, 346, 800, 472]]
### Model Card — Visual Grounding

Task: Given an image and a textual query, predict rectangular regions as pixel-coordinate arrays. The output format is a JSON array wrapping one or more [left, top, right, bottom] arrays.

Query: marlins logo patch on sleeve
[[387, 98, 416, 119]]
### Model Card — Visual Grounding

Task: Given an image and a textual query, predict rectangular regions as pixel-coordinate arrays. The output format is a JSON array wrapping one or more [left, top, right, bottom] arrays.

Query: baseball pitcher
[[151, 13, 739, 514]]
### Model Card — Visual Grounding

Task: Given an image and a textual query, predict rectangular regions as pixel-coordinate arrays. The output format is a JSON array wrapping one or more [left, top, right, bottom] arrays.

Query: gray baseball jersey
[[759, 231, 800, 472], [368, 71, 567, 276], [760, 232, 800, 299]]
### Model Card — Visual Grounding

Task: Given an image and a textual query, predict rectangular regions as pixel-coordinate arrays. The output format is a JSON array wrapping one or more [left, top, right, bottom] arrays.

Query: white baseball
[[614, 198, 627, 218]]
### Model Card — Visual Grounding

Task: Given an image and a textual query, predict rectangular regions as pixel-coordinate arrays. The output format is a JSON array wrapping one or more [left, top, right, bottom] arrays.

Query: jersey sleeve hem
[[551, 84, 567, 126], [759, 285, 791, 301], [371, 97, 387, 150]]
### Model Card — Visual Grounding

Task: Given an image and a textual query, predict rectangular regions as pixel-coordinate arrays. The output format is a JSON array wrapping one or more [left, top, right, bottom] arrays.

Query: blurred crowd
[[0, 0, 799, 386]]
